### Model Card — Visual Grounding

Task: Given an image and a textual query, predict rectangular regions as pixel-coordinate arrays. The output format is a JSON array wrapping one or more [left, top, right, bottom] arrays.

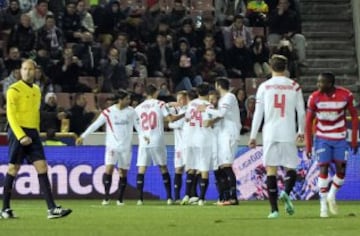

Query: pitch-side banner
[[0, 146, 360, 200]]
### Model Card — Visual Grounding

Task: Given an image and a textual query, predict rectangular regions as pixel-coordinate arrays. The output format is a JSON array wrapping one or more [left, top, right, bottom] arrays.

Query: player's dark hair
[[270, 54, 288, 72], [145, 84, 158, 96], [114, 89, 129, 100], [209, 90, 220, 97], [188, 88, 198, 100], [216, 77, 230, 90], [319, 72, 335, 87], [197, 83, 210, 96]]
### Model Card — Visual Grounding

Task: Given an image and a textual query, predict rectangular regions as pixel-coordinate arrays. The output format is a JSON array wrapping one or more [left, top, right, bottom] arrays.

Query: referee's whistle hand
[[20, 136, 32, 146]]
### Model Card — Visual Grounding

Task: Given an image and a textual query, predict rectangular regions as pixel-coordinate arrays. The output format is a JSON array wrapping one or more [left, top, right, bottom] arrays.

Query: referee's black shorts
[[8, 127, 46, 165]]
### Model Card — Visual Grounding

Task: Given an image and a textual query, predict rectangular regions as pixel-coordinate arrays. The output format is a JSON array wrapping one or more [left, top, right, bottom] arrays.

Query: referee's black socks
[[38, 173, 56, 209]]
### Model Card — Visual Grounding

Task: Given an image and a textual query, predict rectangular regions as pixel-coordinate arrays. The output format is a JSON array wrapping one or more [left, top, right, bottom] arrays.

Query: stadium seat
[[97, 93, 114, 110], [55, 93, 73, 110], [245, 78, 267, 96], [78, 76, 97, 91]]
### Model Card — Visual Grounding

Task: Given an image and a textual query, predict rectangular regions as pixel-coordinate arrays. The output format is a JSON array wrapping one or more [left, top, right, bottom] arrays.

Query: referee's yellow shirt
[[6, 80, 41, 140]]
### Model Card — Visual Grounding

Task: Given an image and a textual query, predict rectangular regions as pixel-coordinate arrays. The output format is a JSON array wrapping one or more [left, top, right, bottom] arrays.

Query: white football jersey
[[218, 92, 241, 138], [185, 98, 214, 147], [168, 106, 187, 151], [206, 92, 241, 139], [250, 76, 305, 142], [81, 105, 138, 149], [135, 98, 169, 147]]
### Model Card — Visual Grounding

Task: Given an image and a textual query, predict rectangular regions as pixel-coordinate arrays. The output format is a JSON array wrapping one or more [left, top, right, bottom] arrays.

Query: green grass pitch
[[1, 200, 359, 236]]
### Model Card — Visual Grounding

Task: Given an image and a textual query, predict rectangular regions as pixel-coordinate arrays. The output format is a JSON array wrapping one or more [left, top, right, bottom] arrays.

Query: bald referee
[[1, 59, 72, 219]]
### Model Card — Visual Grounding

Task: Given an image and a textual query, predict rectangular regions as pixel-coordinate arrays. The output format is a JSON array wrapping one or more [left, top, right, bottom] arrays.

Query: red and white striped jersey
[[135, 98, 169, 147], [306, 87, 356, 140], [80, 105, 138, 149]]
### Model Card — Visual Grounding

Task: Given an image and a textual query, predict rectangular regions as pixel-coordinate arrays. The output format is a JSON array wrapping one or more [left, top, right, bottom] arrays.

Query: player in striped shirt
[[305, 72, 358, 218], [76, 90, 140, 206]]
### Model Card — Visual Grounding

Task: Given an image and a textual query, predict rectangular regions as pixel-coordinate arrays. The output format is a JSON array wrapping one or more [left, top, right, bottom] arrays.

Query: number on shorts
[[140, 111, 157, 130], [274, 94, 285, 117], [189, 109, 202, 127]]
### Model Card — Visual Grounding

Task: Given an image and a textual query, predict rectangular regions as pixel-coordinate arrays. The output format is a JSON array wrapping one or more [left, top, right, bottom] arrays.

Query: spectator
[[34, 48, 55, 76], [175, 17, 197, 50], [76, 0, 95, 34], [57, 1, 84, 43], [51, 47, 91, 92], [167, 0, 188, 31], [34, 65, 53, 97], [250, 35, 271, 78], [196, 49, 227, 85], [26, 0, 53, 31], [196, 33, 224, 64], [150, 17, 175, 46], [147, 32, 173, 77], [8, 14, 36, 58], [40, 92, 68, 132], [172, 37, 202, 91], [112, 33, 131, 66], [125, 52, 148, 80], [273, 38, 297, 78], [73, 31, 103, 76], [267, 0, 306, 66], [195, 15, 225, 51], [246, 0, 269, 27], [242, 95, 256, 134], [48, 0, 65, 19], [141, 2, 165, 44], [222, 14, 253, 50], [91, 0, 114, 48], [1, 66, 20, 96], [69, 93, 97, 136], [36, 15, 64, 60], [158, 82, 175, 103], [0, 0, 22, 32], [233, 87, 247, 132], [130, 81, 145, 105], [4, 46, 21, 76], [225, 36, 253, 79], [99, 47, 127, 92]]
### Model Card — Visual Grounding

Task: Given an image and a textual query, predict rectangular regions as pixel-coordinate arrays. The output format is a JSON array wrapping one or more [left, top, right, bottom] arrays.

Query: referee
[[1, 59, 72, 219]]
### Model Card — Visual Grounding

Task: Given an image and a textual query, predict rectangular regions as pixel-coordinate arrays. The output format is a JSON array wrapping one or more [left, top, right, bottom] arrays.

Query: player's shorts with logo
[[314, 137, 349, 164]]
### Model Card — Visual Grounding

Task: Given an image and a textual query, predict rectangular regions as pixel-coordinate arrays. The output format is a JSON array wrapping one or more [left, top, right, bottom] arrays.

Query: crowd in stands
[[0, 0, 305, 137]]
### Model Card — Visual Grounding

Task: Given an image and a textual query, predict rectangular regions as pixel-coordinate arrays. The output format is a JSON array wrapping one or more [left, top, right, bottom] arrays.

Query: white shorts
[[105, 147, 131, 169], [185, 146, 213, 172], [137, 146, 167, 167], [217, 134, 237, 167], [263, 142, 299, 169], [174, 148, 185, 169]]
